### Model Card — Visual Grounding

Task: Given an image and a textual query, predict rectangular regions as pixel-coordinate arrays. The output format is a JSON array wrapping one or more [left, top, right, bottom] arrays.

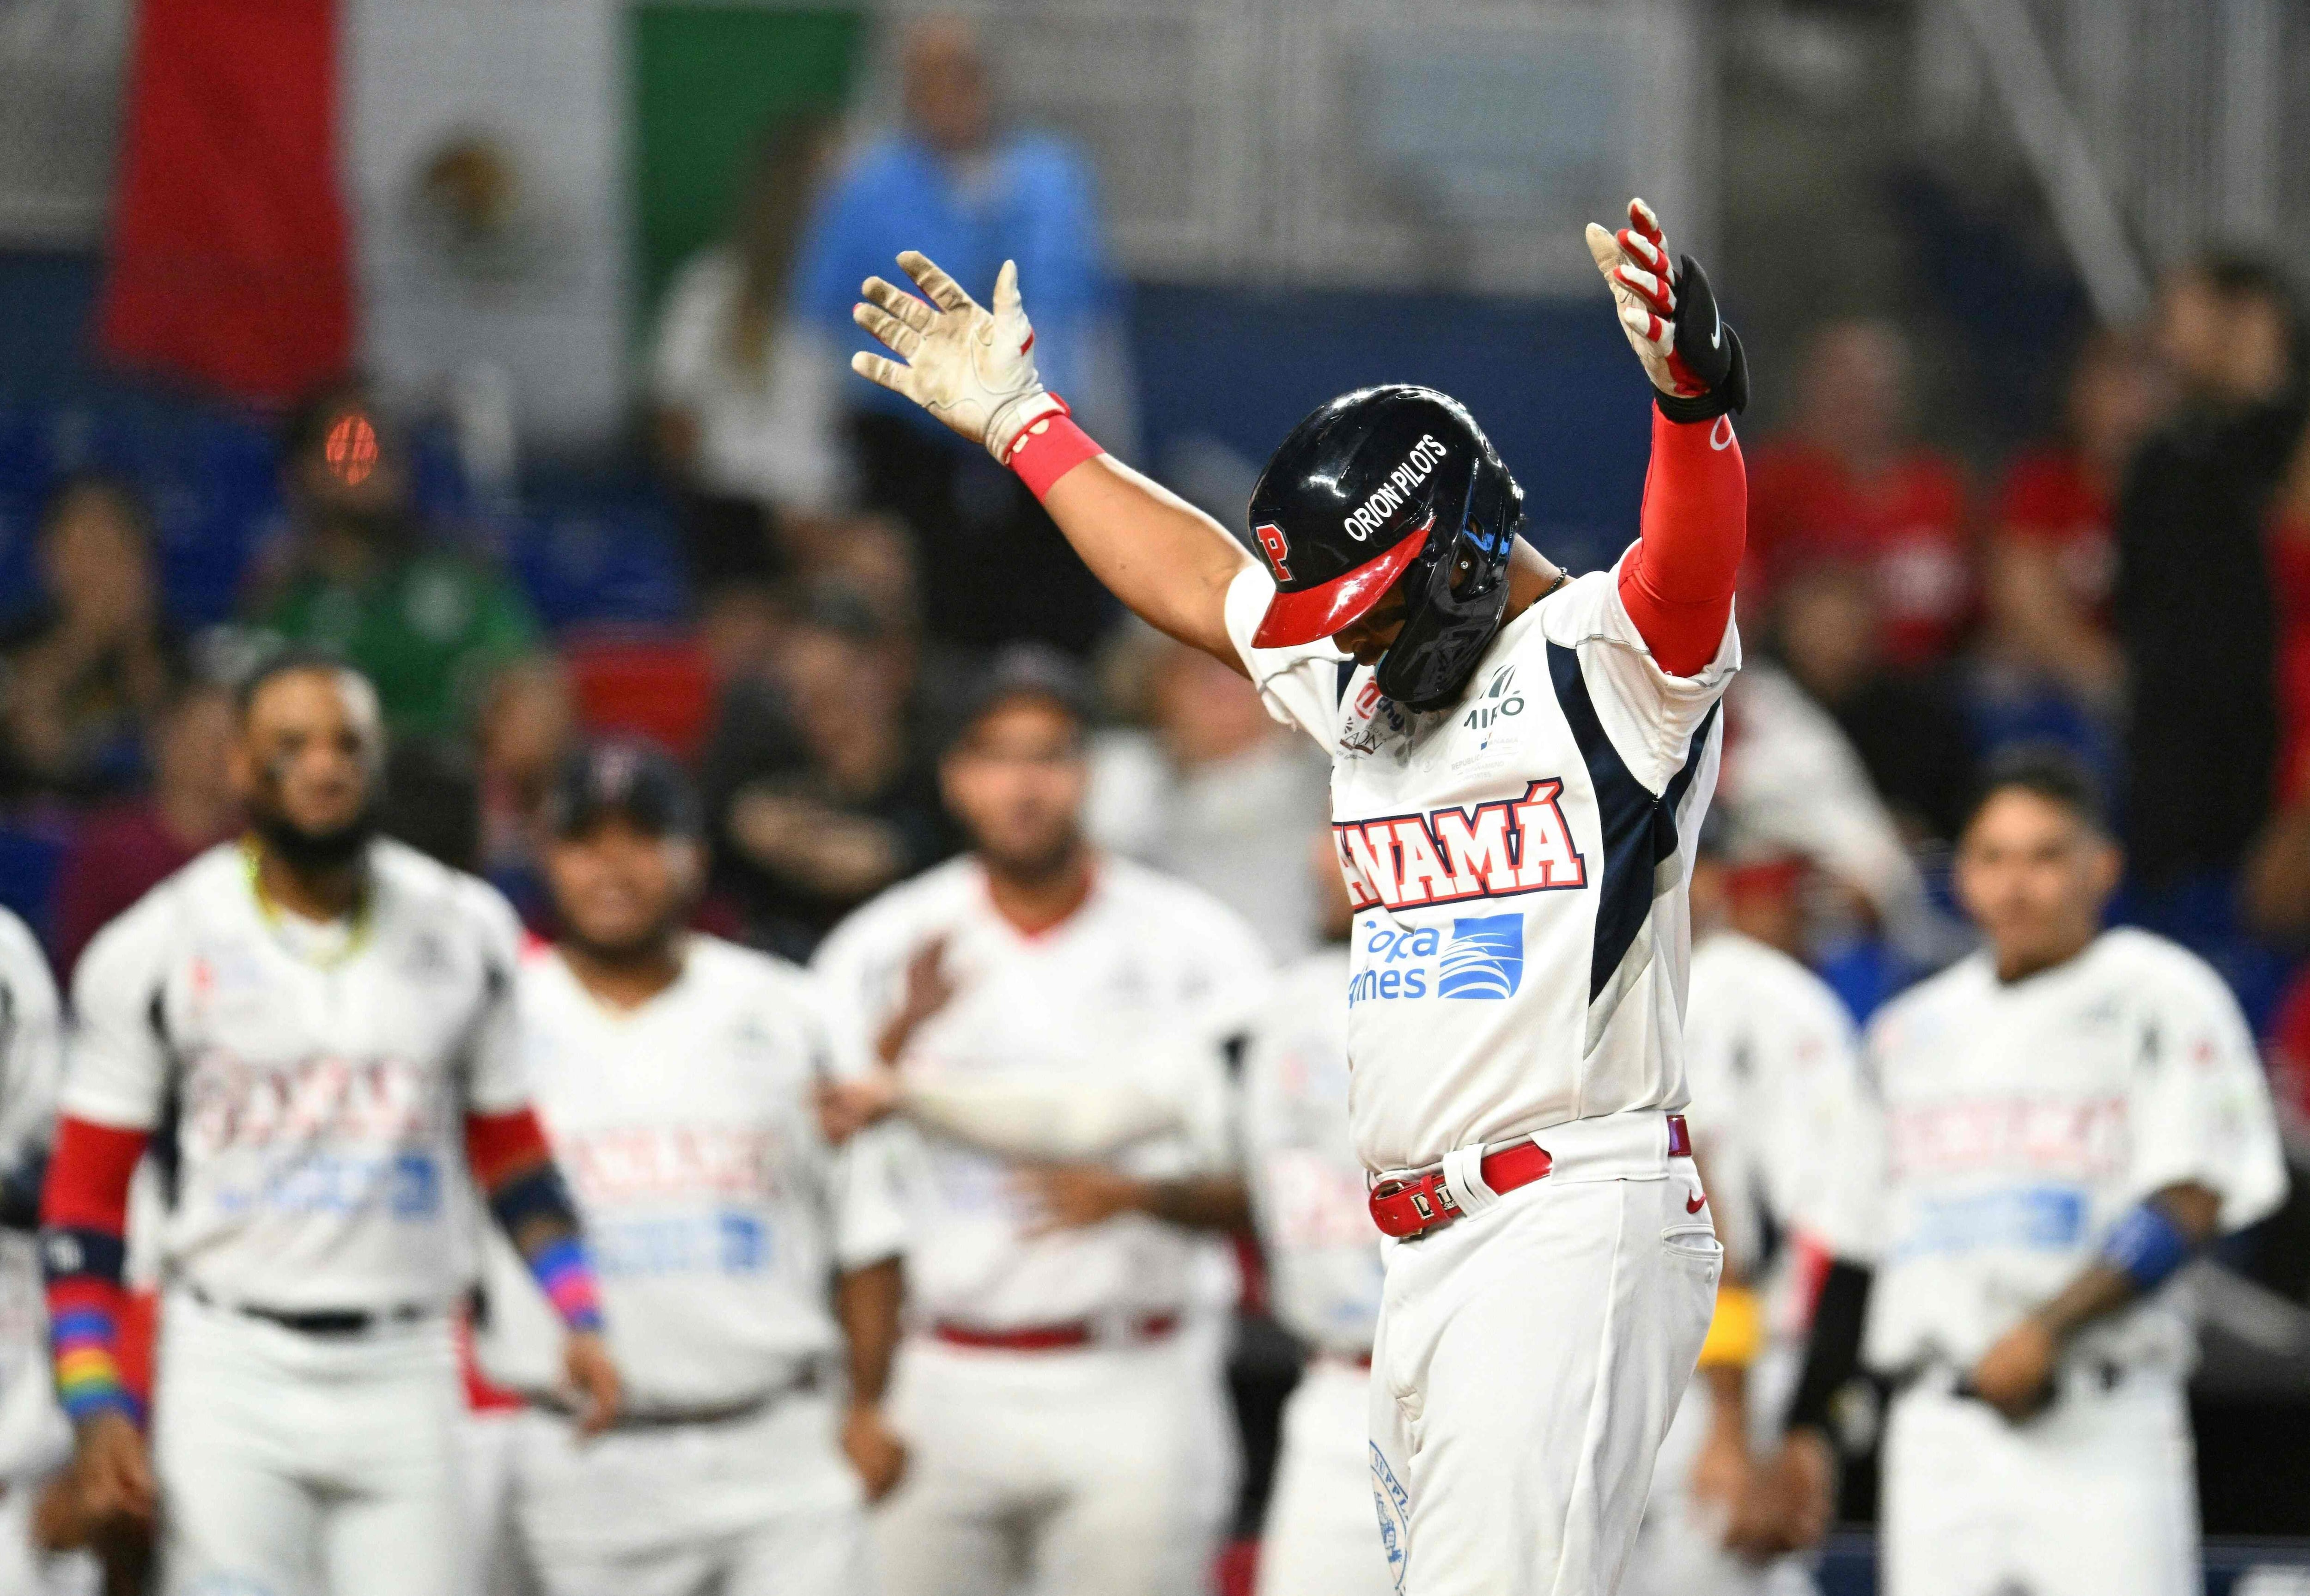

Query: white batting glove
[[851, 253, 1068, 464], [1585, 198, 1748, 420]]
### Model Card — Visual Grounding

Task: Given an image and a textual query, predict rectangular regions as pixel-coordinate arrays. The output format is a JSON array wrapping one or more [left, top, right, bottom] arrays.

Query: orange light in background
[[326, 412, 380, 486]]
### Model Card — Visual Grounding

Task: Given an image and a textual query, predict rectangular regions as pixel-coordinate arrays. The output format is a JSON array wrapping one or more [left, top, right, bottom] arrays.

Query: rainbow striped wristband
[[52, 1307, 136, 1424], [529, 1236, 604, 1333]]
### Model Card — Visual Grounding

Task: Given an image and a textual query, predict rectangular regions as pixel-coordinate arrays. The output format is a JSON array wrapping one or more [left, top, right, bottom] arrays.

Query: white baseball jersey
[[1225, 557, 1738, 1172], [1840, 928, 2287, 1375], [0, 908, 65, 1483], [60, 838, 530, 1313], [812, 855, 1268, 1329], [1681, 927, 1866, 1334], [1240, 947, 1380, 1356], [475, 935, 906, 1411]]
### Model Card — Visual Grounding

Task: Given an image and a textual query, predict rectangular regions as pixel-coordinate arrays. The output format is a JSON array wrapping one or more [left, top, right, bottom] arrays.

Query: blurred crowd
[[6, 15, 2310, 1109]]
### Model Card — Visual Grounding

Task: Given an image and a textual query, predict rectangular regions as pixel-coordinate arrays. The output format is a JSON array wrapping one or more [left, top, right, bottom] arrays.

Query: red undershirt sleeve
[[40, 1116, 149, 1424], [1617, 409, 1748, 677]]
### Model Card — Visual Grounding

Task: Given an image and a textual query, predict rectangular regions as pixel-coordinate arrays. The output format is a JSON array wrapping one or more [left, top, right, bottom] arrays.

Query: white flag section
[[342, 0, 630, 444]]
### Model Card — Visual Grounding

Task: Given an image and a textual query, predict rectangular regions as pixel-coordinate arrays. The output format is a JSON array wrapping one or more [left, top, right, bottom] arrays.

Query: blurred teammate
[[848, 196, 1747, 1594], [1624, 825, 1864, 1596], [1239, 836, 1388, 1596], [38, 654, 618, 1596], [476, 740, 908, 1596], [814, 646, 1267, 1596], [1772, 752, 2288, 1596]]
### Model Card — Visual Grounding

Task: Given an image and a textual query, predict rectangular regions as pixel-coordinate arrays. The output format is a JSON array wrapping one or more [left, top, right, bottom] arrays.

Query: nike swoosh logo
[[1685, 1191, 1708, 1214], [1708, 304, 1722, 351]]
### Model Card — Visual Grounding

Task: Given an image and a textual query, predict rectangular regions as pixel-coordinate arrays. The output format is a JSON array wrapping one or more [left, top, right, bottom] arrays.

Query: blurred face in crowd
[[548, 814, 701, 962], [942, 695, 1087, 881], [480, 659, 575, 800], [1955, 788, 2119, 982], [1153, 642, 1273, 767], [42, 481, 155, 634], [2155, 270, 2294, 409], [1796, 320, 1910, 466], [1773, 563, 1879, 704], [233, 667, 383, 872], [903, 17, 992, 155]]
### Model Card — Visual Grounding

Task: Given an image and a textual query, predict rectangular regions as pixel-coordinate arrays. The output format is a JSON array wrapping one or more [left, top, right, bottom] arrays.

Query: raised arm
[[1586, 200, 1751, 676], [851, 255, 1251, 665]]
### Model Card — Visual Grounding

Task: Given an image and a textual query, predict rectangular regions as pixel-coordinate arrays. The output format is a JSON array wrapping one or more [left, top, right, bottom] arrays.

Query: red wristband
[[1008, 413, 1104, 501]]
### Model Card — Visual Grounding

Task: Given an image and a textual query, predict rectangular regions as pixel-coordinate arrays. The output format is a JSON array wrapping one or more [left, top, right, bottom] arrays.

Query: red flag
[[97, 0, 353, 406]]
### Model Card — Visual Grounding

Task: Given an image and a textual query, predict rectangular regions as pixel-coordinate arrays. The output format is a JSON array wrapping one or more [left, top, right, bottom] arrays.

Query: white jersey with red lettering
[[811, 854, 1267, 1331], [59, 837, 529, 1313], [1228, 550, 1736, 1596], [1842, 925, 2286, 1378], [476, 934, 906, 1411], [1836, 928, 2285, 1596], [1224, 558, 1738, 1175]]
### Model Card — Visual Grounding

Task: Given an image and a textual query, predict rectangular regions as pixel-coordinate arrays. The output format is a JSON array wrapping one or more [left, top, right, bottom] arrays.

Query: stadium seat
[[0, 822, 73, 953]]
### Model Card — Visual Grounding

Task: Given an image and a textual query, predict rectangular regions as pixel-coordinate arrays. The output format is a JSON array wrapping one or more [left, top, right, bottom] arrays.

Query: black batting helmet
[[1240, 385, 1523, 712]]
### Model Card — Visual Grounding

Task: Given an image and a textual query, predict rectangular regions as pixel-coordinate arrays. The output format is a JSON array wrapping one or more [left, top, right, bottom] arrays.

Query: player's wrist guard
[[1003, 395, 1104, 500], [1652, 255, 1749, 424], [529, 1235, 606, 1333], [2099, 1201, 2195, 1295], [1697, 1282, 1763, 1369]]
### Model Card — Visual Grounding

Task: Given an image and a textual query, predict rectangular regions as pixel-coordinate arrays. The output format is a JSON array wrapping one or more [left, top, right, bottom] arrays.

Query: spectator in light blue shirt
[[787, 16, 1131, 653]]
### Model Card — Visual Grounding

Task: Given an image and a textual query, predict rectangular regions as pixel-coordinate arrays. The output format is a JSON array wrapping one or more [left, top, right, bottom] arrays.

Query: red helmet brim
[[1249, 519, 1430, 649]]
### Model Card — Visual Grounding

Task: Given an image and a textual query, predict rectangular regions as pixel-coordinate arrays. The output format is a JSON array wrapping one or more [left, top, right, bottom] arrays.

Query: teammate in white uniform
[[474, 741, 908, 1596], [38, 655, 620, 1596], [813, 648, 1268, 1596], [1240, 838, 1390, 1596], [1625, 828, 1864, 1596], [1771, 753, 2288, 1596], [0, 904, 112, 1596], [846, 197, 1748, 1594]]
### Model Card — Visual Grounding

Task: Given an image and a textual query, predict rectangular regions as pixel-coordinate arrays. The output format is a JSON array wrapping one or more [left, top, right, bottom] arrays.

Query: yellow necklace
[[240, 835, 373, 970]]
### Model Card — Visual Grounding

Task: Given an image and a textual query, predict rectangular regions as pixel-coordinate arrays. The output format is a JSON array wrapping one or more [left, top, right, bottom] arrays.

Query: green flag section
[[628, 5, 863, 325]]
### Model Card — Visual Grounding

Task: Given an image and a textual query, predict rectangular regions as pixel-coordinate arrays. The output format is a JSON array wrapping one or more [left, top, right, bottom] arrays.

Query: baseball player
[[848, 195, 1748, 1594], [38, 653, 620, 1596], [473, 740, 908, 1596], [1239, 835, 1389, 1596], [1623, 826, 1865, 1596], [811, 646, 1269, 1596], [1769, 752, 2288, 1596]]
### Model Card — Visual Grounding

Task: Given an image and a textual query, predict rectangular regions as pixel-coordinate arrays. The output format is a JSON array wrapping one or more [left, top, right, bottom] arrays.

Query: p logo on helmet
[[1253, 522, 1294, 582]]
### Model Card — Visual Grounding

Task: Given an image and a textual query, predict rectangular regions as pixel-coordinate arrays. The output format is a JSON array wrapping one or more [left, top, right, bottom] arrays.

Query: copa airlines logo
[[1331, 780, 1587, 910], [1437, 914, 1524, 998]]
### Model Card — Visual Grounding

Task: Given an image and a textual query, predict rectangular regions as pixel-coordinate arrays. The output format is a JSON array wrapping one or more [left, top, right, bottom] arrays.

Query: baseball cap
[[547, 741, 701, 840], [948, 643, 1094, 748]]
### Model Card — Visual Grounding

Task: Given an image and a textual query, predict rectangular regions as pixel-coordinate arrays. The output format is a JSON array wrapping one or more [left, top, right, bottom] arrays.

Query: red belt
[[931, 1313, 1179, 1353], [1368, 1114, 1691, 1240]]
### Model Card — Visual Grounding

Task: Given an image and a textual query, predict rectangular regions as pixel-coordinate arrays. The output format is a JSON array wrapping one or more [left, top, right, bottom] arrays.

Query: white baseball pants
[[1256, 1355, 1394, 1596], [874, 1330, 1235, 1596], [1368, 1111, 1719, 1596], [1882, 1374, 2200, 1596], [509, 1392, 873, 1596], [152, 1291, 465, 1596]]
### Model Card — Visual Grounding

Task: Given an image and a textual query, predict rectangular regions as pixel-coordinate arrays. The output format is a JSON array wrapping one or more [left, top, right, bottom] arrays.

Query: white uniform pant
[[1257, 1356, 1394, 1596], [510, 1392, 871, 1596], [1882, 1374, 2200, 1596], [875, 1331, 1234, 1596], [1368, 1118, 1718, 1596], [153, 1291, 465, 1596]]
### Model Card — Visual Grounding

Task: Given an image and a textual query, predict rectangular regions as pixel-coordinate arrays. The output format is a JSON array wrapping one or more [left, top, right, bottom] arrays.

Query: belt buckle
[[1369, 1166, 1462, 1239]]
